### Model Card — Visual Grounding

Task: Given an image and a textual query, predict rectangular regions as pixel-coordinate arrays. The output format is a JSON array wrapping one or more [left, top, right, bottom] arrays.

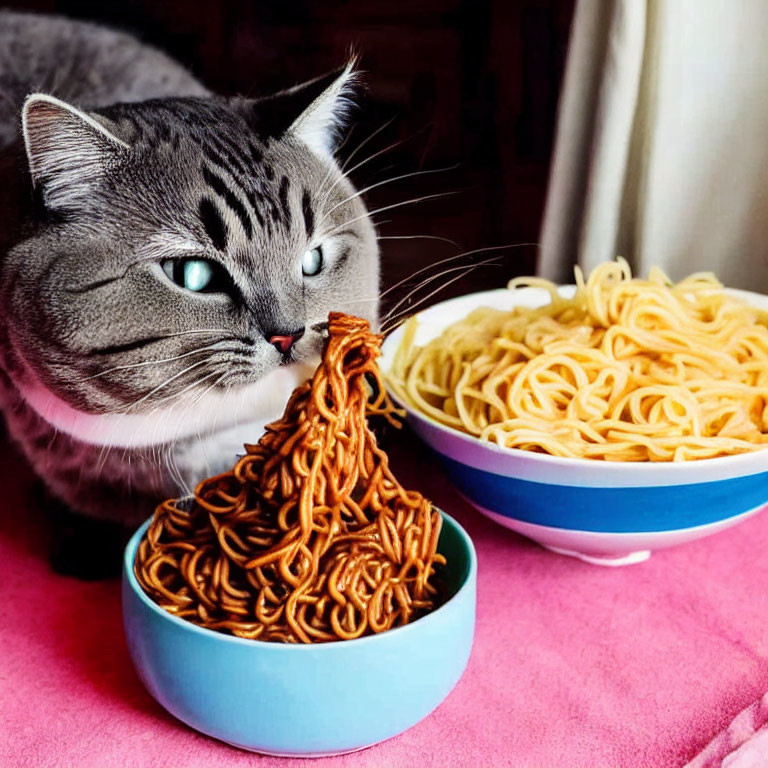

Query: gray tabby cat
[[0, 11, 379, 572]]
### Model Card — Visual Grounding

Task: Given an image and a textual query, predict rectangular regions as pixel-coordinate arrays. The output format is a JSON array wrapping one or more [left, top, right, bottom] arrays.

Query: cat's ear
[[286, 62, 359, 158], [22, 94, 129, 209], [233, 62, 359, 159]]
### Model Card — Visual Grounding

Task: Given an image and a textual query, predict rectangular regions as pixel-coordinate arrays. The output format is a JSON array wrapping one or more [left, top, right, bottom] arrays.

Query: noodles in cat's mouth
[[134, 313, 446, 643]]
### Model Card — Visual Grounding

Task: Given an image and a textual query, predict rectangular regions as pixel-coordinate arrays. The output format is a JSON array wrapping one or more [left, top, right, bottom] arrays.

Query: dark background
[[8, 0, 574, 320]]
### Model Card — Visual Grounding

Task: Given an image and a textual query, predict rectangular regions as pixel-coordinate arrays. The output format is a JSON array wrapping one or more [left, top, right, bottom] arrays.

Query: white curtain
[[539, 0, 768, 291]]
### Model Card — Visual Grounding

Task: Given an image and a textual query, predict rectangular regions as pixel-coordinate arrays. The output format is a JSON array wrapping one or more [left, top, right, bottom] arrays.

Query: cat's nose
[[267, 327, 305, 354]]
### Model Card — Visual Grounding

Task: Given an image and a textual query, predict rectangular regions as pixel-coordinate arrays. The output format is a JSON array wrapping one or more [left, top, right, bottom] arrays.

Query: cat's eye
[[161, 258, 229, 294], [302, 246, 324, 277]]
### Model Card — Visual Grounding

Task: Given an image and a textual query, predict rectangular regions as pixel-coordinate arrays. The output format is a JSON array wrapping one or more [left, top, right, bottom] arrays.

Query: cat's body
[[0, 11, 210, 143], [0, 11, 379, 554]]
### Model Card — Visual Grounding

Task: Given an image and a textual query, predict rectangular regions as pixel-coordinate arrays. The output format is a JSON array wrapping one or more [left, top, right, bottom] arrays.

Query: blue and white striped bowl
[[380, 288, 768, 565]]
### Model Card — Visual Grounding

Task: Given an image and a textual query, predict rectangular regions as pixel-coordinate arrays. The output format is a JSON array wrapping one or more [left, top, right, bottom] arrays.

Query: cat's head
[[4, 65, 379, 446]]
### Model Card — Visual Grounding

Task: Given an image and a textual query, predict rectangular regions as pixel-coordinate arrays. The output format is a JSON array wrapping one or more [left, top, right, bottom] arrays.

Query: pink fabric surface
[[685, 692, 768, 768], [2, 432, 768, 768]]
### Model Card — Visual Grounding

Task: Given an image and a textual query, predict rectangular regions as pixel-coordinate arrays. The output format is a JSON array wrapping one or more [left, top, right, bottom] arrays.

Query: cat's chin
[[16, 361, 316, 449]]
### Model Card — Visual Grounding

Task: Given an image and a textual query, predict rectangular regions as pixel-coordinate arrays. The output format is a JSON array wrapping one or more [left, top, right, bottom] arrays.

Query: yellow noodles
[[388, 260, 768, 461]]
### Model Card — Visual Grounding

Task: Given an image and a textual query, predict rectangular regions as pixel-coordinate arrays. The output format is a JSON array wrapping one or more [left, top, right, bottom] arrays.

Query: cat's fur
[[0, 12, 379, 550]]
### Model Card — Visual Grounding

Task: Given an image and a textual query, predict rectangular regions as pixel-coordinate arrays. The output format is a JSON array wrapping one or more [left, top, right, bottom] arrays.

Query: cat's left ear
[[233, 62, 359, 159], [22, 93, 129, 209]]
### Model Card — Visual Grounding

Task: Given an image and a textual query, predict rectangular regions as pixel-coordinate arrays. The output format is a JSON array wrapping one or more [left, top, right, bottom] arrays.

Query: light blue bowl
[[122, 510, 476, 756], [380, 287, 768, 566]]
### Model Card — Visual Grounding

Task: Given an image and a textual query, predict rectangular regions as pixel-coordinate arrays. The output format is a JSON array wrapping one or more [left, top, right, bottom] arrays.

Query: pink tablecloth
[[2, 431, 768, 768]]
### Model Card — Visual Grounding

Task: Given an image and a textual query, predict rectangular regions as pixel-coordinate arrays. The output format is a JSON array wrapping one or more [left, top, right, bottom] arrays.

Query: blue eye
[[161, 258, 228, 294], [182, 260, 213, 291], [302, 246, 323, 277]]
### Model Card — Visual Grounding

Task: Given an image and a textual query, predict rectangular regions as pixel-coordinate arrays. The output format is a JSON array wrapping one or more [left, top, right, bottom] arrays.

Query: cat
[[0, 11, 380, 576]]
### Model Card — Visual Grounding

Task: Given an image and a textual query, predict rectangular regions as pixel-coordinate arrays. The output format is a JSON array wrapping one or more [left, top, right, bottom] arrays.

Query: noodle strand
[[136, 313, 446, 642], [389, 260, 768, 461]]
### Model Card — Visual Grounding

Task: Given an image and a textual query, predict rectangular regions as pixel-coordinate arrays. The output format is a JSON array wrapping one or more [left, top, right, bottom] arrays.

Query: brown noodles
[[134, 313, 446, 643]]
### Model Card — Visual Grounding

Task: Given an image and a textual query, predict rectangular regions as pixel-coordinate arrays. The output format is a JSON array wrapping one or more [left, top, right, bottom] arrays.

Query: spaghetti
[[389, 259, 768, 462], [135, 313, 445, 643]]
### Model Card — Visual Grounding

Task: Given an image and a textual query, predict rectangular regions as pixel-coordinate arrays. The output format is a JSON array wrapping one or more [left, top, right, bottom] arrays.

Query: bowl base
[[475, 502, 767, 565], [543, 545, 651, 567], [222, 739, 377, 758]]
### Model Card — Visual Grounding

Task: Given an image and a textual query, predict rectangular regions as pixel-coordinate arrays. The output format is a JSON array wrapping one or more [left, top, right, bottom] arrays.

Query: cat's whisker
[[141, 328, 234, 340], [204, 370, 235, 445], [166, 369, 230, 492], [382, 255, 503, 327], [325, 191, 459, 239], [377, 234, 460, 246], [332, 119, 359, 158], [339, 117, 396, 173], [315, 118, 396, 213], [75, 342, 227, 383], [164, 442, 189, 496], [81, 328, 238, 400], [338, 123, 432, 182], [317, 126, 412, 212], [185, 368, 230, 412], [382, 259, 503, 334], [93, 412, 139, 476], [380, 249, 481, 300], [138, 367, 226, 488], [94, 443, 112, 477], [120, 358, 215, 414], [380, 243, 535, 300], [321, 123, 400, 203], [145, 367, 224, 412], [319, 165, 457, 226], [174, 367, 241, 478], [341, 295, 381, 306], [91, 365, 223, 475]]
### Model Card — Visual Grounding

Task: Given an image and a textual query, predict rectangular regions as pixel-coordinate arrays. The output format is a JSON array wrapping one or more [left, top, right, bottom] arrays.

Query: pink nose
[[269, 335, 295, 353], [268, 328, 304, 354]]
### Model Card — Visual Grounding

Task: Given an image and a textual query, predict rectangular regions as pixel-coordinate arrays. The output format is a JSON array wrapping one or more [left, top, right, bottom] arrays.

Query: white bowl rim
[[379, 285, 768, 476], [124, 507, 476, 652]]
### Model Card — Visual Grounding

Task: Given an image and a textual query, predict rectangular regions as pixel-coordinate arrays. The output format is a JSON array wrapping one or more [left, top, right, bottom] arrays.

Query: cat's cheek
[[16, 362, 315, 449]]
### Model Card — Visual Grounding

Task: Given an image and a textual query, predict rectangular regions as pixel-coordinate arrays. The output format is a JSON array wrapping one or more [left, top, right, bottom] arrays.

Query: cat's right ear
[[22, 94, 129, 210], [231, 62, 359, 160]]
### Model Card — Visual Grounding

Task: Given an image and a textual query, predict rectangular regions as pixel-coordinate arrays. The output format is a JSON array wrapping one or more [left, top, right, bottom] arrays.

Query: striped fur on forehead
[[114, 99, 302, 249], [103, 97, 270, 171], [88, 85, 361, 252], [197, 158, 295, 250]]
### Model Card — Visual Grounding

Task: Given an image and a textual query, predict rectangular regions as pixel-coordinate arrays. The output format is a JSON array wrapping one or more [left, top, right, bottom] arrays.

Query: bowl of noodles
[[381, 260, 768, 565], [122, 314, 477, 756], [123, 509, 475, 756]]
